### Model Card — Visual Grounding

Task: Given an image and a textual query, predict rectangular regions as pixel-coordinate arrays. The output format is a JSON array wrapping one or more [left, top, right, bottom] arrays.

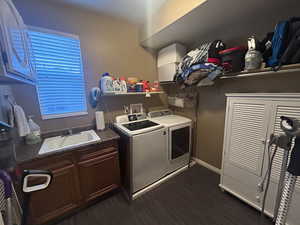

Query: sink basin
[[39, 130, 101, 155]]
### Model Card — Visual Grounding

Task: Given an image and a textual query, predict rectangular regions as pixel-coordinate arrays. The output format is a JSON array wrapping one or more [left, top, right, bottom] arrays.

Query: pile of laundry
[[174, 40, 226, 88]]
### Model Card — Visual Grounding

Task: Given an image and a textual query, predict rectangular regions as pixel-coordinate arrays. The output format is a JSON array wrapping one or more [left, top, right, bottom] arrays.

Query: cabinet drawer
[[20, 153, 73, 171], [75, 140, 118, 162]]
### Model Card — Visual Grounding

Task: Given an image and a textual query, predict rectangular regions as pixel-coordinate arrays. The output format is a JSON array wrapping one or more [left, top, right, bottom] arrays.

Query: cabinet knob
[[256, 195, 261, 203], [260, 139, 269, 145]]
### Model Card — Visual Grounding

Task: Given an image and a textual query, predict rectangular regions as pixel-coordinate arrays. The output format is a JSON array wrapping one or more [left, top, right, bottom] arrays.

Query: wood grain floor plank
[[55, 165, 273, 225]]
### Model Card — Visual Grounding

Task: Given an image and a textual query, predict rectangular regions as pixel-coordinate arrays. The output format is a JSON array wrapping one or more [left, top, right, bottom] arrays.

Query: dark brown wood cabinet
[[19, 140, 120, 225], [78, 151, 120, 201], [29, 164, 81, 225]]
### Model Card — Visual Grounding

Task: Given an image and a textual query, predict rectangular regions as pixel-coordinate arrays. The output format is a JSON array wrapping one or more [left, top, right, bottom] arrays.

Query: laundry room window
[[28, 27, 87, 119]]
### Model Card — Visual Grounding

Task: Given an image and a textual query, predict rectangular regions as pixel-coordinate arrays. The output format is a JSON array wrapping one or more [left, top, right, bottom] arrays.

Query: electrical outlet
[[174, 97, 184, 107], [168, 97, 184, 108]]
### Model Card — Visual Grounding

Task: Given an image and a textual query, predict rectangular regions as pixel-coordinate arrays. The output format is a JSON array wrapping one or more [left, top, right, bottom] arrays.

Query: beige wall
[[10, 0, 165, 133], [140, 0, 207, 43], [164, 74, 300, 169]]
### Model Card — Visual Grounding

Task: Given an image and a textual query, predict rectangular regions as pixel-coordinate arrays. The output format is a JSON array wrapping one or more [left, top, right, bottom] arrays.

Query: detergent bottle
[[100, 73, 113, 93]]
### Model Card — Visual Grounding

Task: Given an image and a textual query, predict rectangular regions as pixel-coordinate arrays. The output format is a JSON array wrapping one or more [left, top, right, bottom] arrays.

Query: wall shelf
[[101, 91, 164, 96], [219, 64, 300, 80]]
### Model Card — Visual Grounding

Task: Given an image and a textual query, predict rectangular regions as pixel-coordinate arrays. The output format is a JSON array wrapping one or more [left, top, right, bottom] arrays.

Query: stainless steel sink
[[39, 130, 101, 155]]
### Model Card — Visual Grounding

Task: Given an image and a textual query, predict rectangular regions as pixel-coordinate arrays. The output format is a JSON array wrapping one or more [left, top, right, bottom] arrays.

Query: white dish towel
[[13, 105, 30, 137]]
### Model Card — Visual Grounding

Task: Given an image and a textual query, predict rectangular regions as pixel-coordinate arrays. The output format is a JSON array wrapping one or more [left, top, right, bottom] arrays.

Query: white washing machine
[[114, 113, 168, 198], [148, 110, 192, 174]]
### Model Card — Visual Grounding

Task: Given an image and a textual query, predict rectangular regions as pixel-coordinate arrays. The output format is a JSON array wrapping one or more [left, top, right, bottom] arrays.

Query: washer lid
[[114, 119, 164, 136], [150, 115, 192, 127]]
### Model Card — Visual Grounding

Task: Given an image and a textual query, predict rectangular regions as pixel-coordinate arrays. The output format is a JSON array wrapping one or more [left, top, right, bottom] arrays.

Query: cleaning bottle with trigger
[[26, 116, 41, 145]]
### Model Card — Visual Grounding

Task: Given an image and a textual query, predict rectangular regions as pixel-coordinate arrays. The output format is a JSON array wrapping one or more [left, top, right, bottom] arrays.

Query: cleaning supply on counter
[[245, 37, 263, 70], [127, 81, 136, 92], [112, 78, 122, 93], [26, 116, 41, 145], [99, 73, 113, 93], [150, 80, 160, 92], [120, 77, 127, 93], [142, 81, 150, 92], [127, 77, 138, 83], [13, 105, 30, 137], [95, 111, 105, 130], [135, 82, 144, 92]]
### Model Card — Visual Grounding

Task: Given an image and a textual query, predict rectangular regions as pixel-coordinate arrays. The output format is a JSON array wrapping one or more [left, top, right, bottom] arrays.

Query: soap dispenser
[[26, 116, 41, 145]]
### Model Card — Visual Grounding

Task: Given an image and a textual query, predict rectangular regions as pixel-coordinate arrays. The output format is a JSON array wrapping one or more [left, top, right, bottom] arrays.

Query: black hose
[[260, 143, 278, 225]]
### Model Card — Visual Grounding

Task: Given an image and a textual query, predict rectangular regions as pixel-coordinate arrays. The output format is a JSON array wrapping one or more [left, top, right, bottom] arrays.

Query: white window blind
[[28, 28, 87, 119]]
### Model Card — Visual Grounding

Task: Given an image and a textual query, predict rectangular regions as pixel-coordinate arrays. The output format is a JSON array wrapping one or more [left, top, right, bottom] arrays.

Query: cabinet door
[[264, 101, 300, 225], [0, 0, 35, 82], [267, 102, 300, 190], [28, 163, 81, 225], [222, 99, 271, 206], [225, 99, 270, 175], [78, 151, 120, 202]]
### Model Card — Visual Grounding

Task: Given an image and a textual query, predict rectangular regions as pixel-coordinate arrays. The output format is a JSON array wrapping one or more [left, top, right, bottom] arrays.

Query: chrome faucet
[[67, 128, 73, 135]]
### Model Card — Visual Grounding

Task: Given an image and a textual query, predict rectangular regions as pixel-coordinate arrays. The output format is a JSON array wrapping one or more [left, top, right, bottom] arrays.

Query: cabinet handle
[[260, 139, 269, 145], [256, 195, 261, 203], [257, 182, 264, 193]]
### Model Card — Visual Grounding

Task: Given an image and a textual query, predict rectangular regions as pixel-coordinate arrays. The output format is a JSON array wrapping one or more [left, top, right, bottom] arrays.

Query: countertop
[[14, 128, 120, 164]]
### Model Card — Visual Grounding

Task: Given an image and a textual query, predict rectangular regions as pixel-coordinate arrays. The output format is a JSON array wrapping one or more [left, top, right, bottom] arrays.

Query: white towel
[[7, 103, 14, 127], [13, 105, 30, 137]]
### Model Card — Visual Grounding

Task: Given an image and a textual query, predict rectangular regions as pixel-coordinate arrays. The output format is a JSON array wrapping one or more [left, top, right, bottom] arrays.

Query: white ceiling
[[47, 0, 168, 24]]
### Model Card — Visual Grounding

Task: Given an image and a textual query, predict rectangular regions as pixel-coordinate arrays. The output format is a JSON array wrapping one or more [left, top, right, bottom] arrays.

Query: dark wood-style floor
[[56, 165, 273, 225]]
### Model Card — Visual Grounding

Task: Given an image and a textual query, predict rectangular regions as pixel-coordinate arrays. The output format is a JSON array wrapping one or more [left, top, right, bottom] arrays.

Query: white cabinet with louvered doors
[[0, 0, 35, 84], [263, 101, 300, 225], [220, 93, 300, 225], [221, 98, 270, 209]]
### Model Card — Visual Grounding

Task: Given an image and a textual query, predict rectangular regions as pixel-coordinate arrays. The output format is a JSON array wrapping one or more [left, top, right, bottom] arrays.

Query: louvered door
[[268, 102, 300, 191], [225, 100, 270, 176], [221, 98, 271, 208], [221, 95, 300, 225], [262, 101, 300, 225]]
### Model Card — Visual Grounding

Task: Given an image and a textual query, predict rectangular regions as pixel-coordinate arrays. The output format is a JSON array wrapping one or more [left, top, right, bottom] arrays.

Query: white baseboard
[[219, 184, 274, 219], [192, 157, 221, 174], [132, 164, 190, 200]]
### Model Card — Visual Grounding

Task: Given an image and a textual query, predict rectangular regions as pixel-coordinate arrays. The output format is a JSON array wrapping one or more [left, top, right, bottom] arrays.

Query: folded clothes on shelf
[[174, 40, 225, 88]]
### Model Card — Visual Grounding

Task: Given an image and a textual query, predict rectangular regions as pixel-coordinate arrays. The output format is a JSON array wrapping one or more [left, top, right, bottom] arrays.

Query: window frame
[[29, 26, 88, 120]]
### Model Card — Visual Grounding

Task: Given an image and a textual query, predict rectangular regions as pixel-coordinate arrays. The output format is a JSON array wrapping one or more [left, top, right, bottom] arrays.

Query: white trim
[[220, 96, 231, 184], [133, 164, 192, 200], [219, 184, 276, 219], [225, 93, 300, 98], [0, 213, 4, 225], [42, 111, 88, 120], [193, 157, 221, 174], [28, 25, 80, 40]]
